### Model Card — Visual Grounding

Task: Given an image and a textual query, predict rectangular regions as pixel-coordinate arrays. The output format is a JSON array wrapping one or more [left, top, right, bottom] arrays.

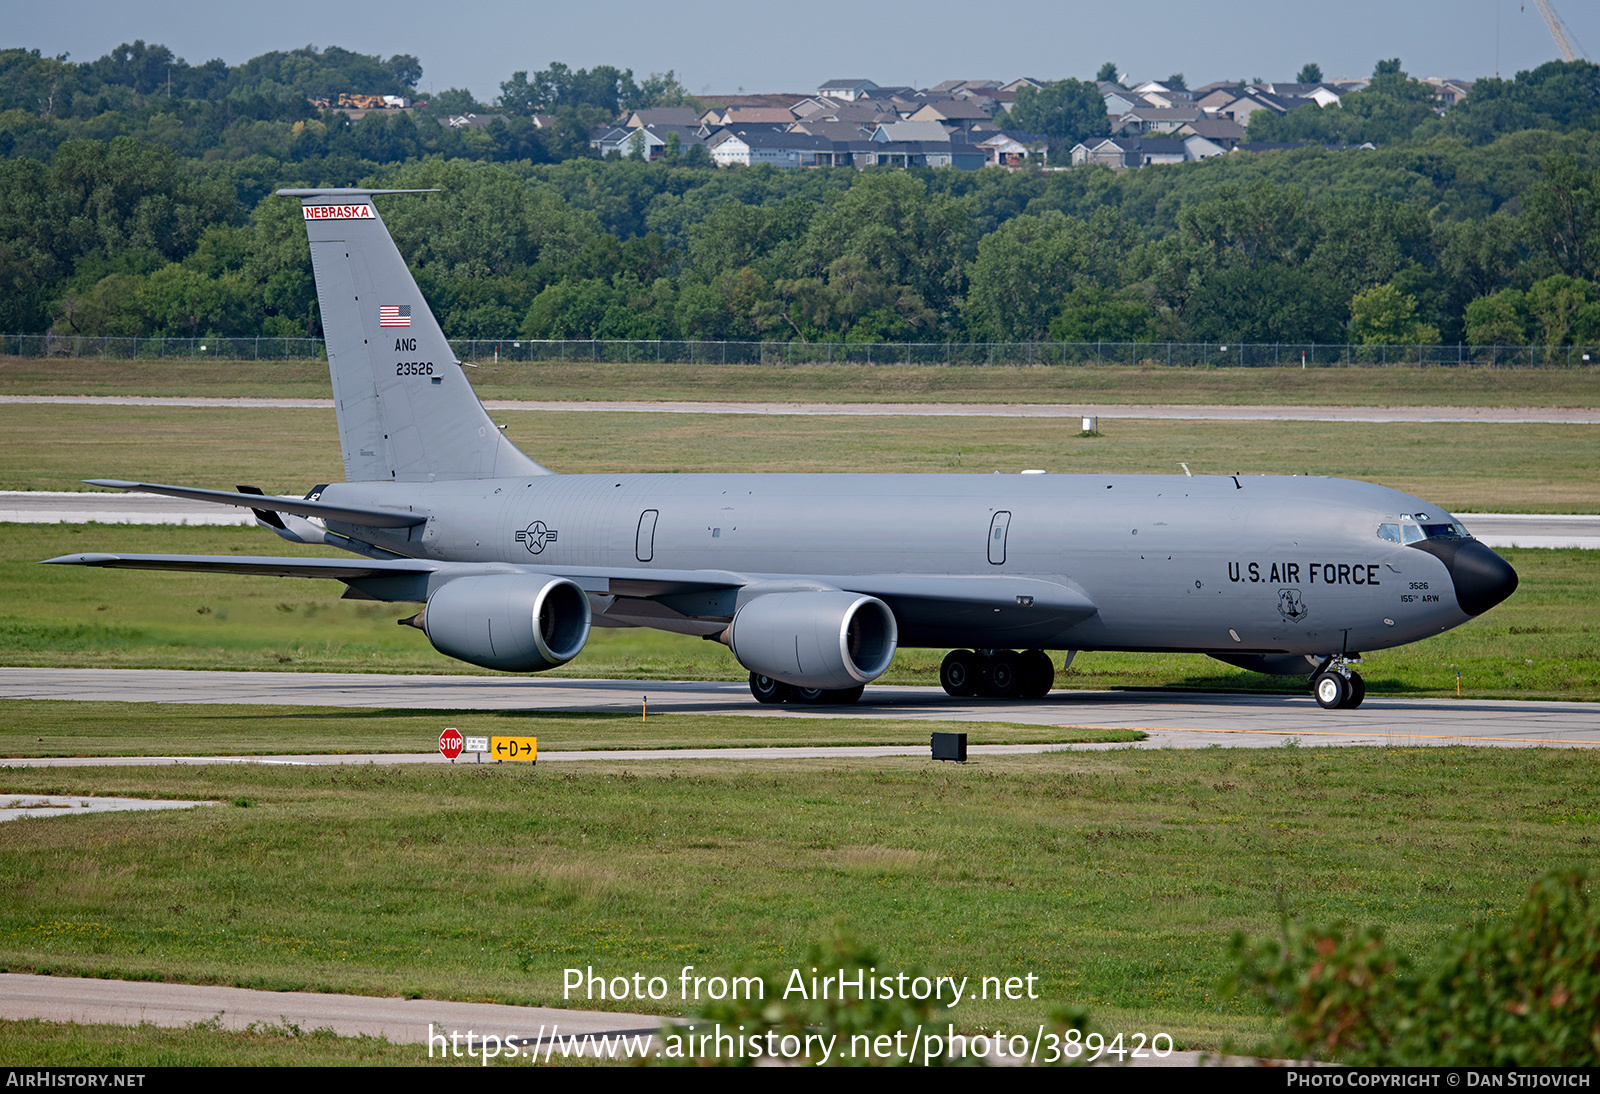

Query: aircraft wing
[[39, 553, 1096, 631], [83, 479, 427, 528]]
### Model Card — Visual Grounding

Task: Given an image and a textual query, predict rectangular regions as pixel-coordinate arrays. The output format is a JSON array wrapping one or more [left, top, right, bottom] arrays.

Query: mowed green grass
[[1, 747, 1596, 1054], [0, 703, 1142, 758], [6, 355, 1600, 406], [2, 524, 1595, 700], [4, 403, 1598, 512], [0, 1019, 423, 1067]]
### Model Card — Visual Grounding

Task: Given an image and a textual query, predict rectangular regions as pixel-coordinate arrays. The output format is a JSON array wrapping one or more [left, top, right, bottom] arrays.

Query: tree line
[[0, 43, 1597, 347]]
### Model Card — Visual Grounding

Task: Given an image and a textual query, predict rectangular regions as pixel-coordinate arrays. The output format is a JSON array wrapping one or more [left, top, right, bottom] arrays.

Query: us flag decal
[[379, 304, 412, 327]]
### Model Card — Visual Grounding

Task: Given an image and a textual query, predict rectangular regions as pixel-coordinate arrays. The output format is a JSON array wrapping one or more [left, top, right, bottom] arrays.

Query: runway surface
[[6, 393, 1599, 422], [2, 668, 1595, 756]]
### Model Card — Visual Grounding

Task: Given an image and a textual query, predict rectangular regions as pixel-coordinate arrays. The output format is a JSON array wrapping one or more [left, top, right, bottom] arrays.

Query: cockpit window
[[1392, 519, 1471, 544]]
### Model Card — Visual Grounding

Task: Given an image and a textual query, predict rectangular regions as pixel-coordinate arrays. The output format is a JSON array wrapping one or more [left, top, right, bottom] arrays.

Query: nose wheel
[[1311, 660, 1365, 709]]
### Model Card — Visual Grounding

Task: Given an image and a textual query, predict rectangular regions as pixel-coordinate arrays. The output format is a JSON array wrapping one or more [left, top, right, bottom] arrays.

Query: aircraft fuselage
[[322, 470, 1476, 658]]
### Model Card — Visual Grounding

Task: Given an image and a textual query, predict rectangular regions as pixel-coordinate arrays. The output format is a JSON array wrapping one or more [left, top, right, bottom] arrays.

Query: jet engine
[[407, 573, 591, 671], [728, 591, 898, 690]]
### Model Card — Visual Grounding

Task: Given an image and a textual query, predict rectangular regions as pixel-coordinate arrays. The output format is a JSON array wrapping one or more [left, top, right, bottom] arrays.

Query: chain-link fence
[[5, 333, 1597, 368], [0, 334, 327, 360]]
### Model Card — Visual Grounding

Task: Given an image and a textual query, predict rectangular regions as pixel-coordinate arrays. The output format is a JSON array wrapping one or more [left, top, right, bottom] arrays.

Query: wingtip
[[40, 553, 119, 565]]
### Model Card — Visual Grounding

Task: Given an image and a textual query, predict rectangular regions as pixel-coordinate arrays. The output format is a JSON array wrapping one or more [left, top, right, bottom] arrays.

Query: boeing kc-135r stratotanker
[[45, 189, 1519, 710]]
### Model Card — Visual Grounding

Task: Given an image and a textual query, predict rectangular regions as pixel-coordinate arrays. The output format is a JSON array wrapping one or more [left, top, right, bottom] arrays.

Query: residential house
[[1264, 82, 1343, 107], [976, 131, 1049, 166], [817, 79, 878, 101], [1420, 77, 1474, 108], [1113, 106, 1202, 135], [442, 112, 511, 129], [1099, 82, 1141, 116], [1071, 136, 1187, 167], [1174, 115, 1247, 150], [623, 107, 703, 128], [907, 99, 994, 132], [872, 120, 953, 143]]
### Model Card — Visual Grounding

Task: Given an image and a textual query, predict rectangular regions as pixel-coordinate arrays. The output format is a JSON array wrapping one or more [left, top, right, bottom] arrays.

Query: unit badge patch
[[1277, 587, 1309, 623]]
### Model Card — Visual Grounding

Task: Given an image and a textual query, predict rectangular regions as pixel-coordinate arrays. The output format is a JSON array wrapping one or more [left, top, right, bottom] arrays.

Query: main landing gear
[[1311, 657, 1365, 710], [940, 649, 1055, 699], [748, 673, 865, 705]]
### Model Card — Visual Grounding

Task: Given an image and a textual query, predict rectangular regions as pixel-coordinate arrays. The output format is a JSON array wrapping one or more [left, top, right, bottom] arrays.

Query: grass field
[[0, 1019, 420, 1068], [0, 703, 1142, 758], [5, 403, 1598, 512], [6, 356, 1600, 406], [1, 746, 1596, 1060], [3, 525, 1594, 700]]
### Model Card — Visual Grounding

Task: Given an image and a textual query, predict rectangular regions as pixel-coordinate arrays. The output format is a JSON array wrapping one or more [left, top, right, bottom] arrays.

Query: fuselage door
[[635, 509, 659, 562], [988, 510, 1011, 565]]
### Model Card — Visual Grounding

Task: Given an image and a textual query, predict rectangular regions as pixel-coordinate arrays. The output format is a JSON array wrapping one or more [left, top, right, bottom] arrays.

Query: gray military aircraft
[[45, 188, 1519, 710]]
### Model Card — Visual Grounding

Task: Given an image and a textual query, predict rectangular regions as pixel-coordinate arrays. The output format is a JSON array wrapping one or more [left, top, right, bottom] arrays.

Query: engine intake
[[415, 573, 591, 671], [728, 591, 898, 690]]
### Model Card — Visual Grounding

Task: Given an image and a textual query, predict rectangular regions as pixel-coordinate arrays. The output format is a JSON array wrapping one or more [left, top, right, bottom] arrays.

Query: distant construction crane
[[1528, 0, 1588, 62]]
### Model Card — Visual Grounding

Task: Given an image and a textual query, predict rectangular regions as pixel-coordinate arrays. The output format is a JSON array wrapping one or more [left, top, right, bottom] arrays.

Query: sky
[[9, 0, 1598, 102]]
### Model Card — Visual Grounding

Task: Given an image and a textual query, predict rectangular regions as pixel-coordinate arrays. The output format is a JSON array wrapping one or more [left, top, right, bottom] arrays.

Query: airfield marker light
[[643, 695, 647, 722]]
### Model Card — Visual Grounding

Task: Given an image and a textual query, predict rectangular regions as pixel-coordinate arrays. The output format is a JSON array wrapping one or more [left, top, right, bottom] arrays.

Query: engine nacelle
[[416, 573, 591, 672], [728, 591, 898, 690]]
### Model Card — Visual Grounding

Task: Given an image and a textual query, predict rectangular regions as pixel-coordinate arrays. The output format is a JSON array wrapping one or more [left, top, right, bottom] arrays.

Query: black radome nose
[[1409, 538, 1519, 616], [1447, 540, 1519, 615]]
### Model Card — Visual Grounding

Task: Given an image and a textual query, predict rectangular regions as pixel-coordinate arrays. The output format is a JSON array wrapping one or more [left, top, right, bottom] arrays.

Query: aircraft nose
[[1447, 540, 1519, 615], [1409, 538, 1518, 616]]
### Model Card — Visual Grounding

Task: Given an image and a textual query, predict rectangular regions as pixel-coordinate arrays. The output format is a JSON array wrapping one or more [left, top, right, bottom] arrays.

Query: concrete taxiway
[[0, 793, 215, 821], [0, 973, 662, 1049], [2, 668, 1595, 755]]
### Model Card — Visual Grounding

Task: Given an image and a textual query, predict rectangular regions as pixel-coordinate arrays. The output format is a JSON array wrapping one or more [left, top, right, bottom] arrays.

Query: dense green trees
[[1001, 79, 1108, 151], [2, 42, 1598, 347], [1247, 59, 1443, 146]]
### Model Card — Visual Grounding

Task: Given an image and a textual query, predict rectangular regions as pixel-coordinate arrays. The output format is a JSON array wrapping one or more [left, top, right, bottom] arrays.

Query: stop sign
[[439, 727, 464, 760]]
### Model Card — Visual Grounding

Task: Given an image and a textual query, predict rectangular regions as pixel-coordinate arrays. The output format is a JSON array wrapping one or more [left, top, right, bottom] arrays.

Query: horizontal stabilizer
[[83, 480, 426, 528], [39, 552, 437, 580]]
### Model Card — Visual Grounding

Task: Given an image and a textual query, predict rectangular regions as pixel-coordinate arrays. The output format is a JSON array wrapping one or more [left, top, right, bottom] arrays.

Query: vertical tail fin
[[280, 188, 549, 482]]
